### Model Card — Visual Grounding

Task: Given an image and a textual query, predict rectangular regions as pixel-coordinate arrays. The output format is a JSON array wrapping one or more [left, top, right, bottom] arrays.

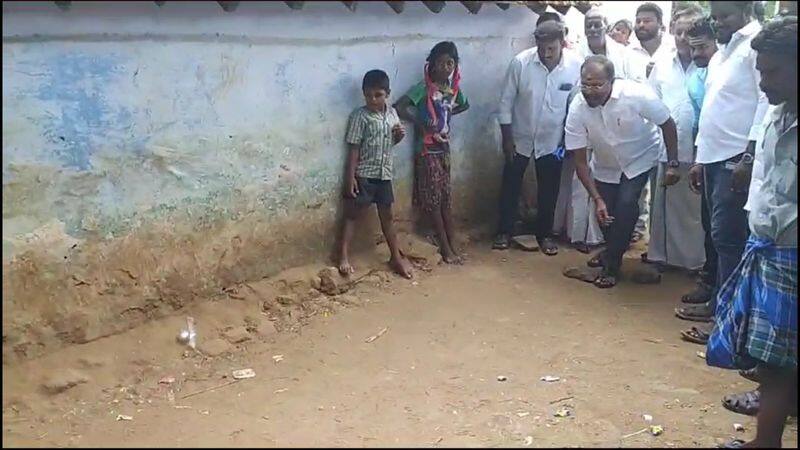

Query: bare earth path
[[3, 243, 798, 447]]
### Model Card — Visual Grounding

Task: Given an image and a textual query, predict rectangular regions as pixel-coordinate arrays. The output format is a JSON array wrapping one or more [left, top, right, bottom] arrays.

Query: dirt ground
[[2, 236, 798, 448]]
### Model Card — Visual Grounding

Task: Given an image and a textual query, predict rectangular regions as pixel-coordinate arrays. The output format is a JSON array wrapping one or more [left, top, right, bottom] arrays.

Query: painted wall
[[2, 1, 538, 360]]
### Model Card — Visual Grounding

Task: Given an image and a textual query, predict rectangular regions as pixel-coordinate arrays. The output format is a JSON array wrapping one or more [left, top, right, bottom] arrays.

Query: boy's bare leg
[[441, 204, 463, 263], [429, 207, 459, 264], [743, 367, 797, 448], [338, 202, 368, 276], [377, 204, 413, 279]]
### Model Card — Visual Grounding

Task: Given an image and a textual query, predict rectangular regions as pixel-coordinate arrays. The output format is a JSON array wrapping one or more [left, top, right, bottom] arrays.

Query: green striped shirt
[[345, 105, 400, 180]]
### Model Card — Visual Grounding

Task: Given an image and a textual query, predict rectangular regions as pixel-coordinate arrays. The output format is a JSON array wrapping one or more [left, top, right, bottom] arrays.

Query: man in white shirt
[[678, 1, 768, 323], [493, 19, 582, 255], [578, 8, 636, 79], [629, 2, 676, 241], [553, 7, 637, 253], [645, 6, 706, 271], [630, 2, 675, 80], [564, 55, 681, 288]]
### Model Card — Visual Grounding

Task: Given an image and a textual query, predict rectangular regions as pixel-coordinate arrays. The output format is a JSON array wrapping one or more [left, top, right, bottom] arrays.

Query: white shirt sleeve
[[498, 58, 520, 125], [636, 83, 671, 125], [747, 50, 769, 142], [564, 96, 588, 150]]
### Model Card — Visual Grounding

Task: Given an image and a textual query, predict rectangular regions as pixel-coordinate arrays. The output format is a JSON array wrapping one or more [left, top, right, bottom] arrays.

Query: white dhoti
[[552, 154, 604, 245], [647, 162, 705, 270]]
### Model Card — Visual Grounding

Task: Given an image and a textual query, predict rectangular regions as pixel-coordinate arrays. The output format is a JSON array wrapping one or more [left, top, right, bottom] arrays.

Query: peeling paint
[[2, 7, 535, 361]]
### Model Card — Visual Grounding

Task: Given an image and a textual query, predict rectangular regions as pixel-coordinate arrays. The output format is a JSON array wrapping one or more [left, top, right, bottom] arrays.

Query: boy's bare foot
[[390, 256, 413, 279], [443, 251, 464, 265], [338, 258, 355, 276]]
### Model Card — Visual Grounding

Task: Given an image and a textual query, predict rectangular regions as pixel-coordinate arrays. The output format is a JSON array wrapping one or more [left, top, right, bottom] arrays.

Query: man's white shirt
[[498, 47, 583, 159], [576, 37, 638, 81], [647, 48, 697, 162], [695, 20, 768, 164], [628, 35, 675, 81], [564, 79, 671, 184]]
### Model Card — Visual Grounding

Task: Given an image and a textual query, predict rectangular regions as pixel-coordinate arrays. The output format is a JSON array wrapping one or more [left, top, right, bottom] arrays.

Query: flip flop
[[539, 238, 559, 256], [675, 303, 714, 323], [738, 367, 760, 383], [573, 242, 591, 254], [593, 274, 616, 289], [681, 283, 713, 304], [680, 326, 710, 345], [722, 390, 760, 417], [718, 439, 746, 448], [493, 234, 510, 250], [587, 253, 604, 268]]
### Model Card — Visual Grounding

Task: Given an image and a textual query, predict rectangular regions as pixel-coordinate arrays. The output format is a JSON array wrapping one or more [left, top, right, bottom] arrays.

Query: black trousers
[[497, 152, 563, 239], [700, 181, 718, 287], [596, 170, 652, 276]]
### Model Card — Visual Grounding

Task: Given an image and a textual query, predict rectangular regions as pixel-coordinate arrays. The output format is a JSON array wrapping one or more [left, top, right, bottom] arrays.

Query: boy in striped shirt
[[338, 70, 413, 279]]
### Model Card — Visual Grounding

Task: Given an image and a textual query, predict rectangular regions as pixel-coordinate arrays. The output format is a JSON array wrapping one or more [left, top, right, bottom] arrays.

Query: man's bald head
[[585, 7, 606, 22], [581, 55, 615, 80]]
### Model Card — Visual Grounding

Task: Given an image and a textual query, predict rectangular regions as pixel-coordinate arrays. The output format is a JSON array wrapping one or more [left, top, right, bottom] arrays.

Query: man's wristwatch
[[667, 159, 680, 168], [740, 153, 754, 165]]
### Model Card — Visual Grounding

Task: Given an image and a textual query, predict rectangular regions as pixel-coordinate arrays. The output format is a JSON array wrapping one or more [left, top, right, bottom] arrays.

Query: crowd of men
[[493, 2, 797, 447]]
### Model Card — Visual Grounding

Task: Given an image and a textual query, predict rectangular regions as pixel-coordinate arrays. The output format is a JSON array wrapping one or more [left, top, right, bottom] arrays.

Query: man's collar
[[533, 49, 564, 70], [669, 47, 695, 69], [772, 103, 799, 130]]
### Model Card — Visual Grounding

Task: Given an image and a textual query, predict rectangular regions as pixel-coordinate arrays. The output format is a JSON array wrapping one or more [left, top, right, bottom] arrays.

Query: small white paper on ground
[[232, 368, 256, 380]]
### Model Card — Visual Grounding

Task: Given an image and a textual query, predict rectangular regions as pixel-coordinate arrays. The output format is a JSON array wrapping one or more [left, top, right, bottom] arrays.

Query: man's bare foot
[[389, 256, 413, 279], [338, 258, 355, 276]]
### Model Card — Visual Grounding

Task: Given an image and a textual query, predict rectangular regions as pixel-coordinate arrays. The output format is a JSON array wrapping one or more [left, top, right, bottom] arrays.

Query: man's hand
[[392, 123, 405, 144], [502, 137, 516, 165], [731, 160, 752, 194], [662, 167, 681, 186], [688, 164, 704, 194], [595, 197, 614, 226], [344, 177, 359, 199]]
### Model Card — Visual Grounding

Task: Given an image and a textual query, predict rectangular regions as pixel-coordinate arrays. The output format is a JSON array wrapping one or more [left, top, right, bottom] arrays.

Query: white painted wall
[[1, 1, 544, 359]]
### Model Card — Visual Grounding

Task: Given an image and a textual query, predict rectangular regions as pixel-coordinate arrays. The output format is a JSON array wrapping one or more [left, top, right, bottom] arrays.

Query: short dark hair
[[687, 15, 716, 40], [715, 1, 755, 17], [582, 54, 615, 80], [534, 20, 566, 42], [637, 2, 664, 24], [536, 11, 563, 26], [427, 41, 459, 66], [362, 69, 390, 92], [673, 3, 704, 22], [751, 14, 798, 56], [754, 1, 766, 22]]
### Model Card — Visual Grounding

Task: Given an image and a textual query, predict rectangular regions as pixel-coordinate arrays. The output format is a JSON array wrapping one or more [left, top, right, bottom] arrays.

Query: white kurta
[[648, 163, 705, 269], [645, 50, 706, 270], [552, 152, 605, 245]]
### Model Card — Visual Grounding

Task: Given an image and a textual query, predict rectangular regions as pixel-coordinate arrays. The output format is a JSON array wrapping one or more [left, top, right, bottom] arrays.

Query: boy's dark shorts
[[353, 177, 394, 207]]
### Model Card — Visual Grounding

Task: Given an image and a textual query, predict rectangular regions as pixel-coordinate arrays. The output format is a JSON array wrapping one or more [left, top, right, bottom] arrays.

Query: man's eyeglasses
[[580, 80, 609, 91]]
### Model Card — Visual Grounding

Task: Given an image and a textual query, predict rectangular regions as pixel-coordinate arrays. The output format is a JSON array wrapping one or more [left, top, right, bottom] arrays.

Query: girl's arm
[[394, 96, 426, 132]]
